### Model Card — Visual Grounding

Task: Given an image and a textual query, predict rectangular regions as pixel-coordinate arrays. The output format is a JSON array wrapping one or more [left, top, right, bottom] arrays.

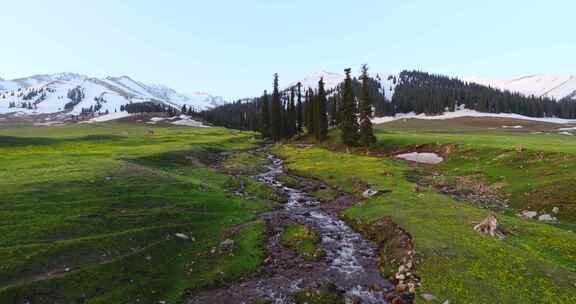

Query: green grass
[[312, 188, 339, 202], [276, 142, 576, 303], [280, 224, 324, 261], [0, 122, 271, 303], [374, 119, 576, 227]]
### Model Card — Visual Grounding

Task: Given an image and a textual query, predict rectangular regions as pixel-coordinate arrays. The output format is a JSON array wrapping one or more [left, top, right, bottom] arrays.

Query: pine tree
[[316, 78, 328, 141], [306, 88, 316, 136], [296, 82, 303, 135], [340, 68, 359, 146], [270, 74, 282, 141], [260, 91, 271, 138], [358, 64, 377, 147]]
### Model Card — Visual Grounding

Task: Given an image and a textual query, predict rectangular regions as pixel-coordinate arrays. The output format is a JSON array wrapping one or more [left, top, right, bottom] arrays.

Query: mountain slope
[[0, 73, 225, 116], [285, 70, 398, 100], [463, 75, 576, 101]]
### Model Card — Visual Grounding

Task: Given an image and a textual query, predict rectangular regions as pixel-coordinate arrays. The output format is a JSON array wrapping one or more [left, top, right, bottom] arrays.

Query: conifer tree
[[358, 64, 377, 147], [340, 68, 359, 146], [296, 82, 303, 135], [306, 88, 316, 136], [270, 73, 282, 141], [316, 78, 328, 141], [260, 90, 271, 138], [288, 88, 297, 137]]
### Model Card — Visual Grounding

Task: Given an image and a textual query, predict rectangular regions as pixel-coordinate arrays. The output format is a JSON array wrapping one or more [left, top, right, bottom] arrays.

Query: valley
[[1, 115, 575, 303]]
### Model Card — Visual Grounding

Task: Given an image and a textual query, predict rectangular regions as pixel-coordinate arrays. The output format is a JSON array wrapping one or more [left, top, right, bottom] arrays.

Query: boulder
[[220, 239, 235, 247], [362, 189, 379, 198], [538, 214, 557, 222], [520, 210, 538, 219], [474, 214, 505, 239], [175, 233, 190, 240]]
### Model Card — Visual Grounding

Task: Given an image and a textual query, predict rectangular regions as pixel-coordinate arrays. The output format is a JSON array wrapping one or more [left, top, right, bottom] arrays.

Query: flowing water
[[189, 153, 394, 304]]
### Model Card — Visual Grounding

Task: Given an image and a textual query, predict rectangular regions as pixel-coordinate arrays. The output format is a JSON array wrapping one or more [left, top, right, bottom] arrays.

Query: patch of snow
[[502, 125, 524, 129], [558, 131, 574, 136], [33, 121, 63, 126], [396, 152, 444, 164], [171, 115, 209, 128], [372, 109, 576, 125], [87, 112, 132, 123]]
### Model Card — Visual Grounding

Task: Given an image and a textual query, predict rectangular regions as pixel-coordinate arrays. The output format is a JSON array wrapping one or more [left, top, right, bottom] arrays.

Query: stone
[[175, 233, 189, 240], [538, 214, 557, 222], [220, 239, 235, 247], [520, 210, 538, 219], [362, 189, 379, 198], [443, 300, 451, 304], [552, 207, 560, 214], [474, 214, 505, 239], [421, 293, 437, 301]]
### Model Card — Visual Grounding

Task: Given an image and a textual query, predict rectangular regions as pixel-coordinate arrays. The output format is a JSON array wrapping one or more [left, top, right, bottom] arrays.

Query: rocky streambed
[[188, 152, 408, 304]]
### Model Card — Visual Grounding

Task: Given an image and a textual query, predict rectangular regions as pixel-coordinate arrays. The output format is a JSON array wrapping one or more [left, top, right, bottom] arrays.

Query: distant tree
[[270, 74, 282, 141], [260, 91, 271, 138], [340, 68, 359, 146], [358, 64, 377, 147], [315, 78, 328, 141], [296, 82, 303, 135]]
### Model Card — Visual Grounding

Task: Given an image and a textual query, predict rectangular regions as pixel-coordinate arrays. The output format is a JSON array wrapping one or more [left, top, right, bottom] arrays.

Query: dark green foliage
[[358, 65, 377, 147], [339, 68, 359, 146], [315, 78, 328, 142], [296, 82, 303, 135], [260, 91, 271, 138], [270, 74, 282, 141]]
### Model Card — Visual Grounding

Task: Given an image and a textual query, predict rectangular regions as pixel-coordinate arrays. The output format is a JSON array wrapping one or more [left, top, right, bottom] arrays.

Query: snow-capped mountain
[[0, 73, 225, 116], [284, 70, 397, 100], [463, 75, 576, 101]]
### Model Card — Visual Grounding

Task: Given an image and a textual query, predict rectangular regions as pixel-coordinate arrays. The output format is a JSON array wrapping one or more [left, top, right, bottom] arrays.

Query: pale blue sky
[[0, 0, 574, 99]]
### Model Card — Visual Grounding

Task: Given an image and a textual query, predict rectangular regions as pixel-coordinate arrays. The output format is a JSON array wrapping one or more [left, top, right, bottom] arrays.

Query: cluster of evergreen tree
[[204, 67, 378, 147], [64, 87, 85, 111], [121, 101, 179, 115], [391, 71, 576, 118]]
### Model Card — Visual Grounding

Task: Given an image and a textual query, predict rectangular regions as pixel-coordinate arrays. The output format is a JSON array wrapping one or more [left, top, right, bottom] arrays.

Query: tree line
[[391, 71, 576, 118], [204, 65, 378, 147], [203, 69, 576, 136]]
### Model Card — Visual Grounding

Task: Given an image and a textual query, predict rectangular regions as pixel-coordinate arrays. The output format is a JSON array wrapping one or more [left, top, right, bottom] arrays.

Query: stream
[[188, 152, 396, 304]]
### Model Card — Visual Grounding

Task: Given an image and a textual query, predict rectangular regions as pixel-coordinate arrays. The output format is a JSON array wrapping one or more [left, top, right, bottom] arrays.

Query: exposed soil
[[187, 150, 413, 304]]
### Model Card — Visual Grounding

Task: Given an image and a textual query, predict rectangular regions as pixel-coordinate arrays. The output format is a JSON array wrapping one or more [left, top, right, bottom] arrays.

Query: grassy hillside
[[0, 122, 273, 303]]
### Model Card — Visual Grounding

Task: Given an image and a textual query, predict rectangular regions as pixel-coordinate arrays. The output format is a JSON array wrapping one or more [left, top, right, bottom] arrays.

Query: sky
[[0, 0, 574, 100]]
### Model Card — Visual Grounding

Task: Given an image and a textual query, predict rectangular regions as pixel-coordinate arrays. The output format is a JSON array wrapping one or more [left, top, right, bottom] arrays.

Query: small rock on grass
[[421, 293, 437, 301], [538, 214, 557, 222], [220, 239, 235, 247], [362, 189, 379, 198], [175, 233, 189, 240]]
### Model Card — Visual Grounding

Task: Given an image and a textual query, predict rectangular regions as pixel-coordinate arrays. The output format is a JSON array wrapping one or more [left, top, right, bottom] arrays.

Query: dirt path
[[187, 152, 405, 304]]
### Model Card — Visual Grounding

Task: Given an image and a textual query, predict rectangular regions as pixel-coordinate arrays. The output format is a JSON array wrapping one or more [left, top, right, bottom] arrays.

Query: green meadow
[[1, 117, 576, 303], [0, 122, 272, 303]]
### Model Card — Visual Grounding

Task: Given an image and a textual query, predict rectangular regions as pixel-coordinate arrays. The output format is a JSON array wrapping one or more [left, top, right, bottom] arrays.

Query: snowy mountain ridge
[[284, 70, 397, 101], [287, 71, 576, 102], [0, 73, 225, 116], [463, 74, 576, 101]]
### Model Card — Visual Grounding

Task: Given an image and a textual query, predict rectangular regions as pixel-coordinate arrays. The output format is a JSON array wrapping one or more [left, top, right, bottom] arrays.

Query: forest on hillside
[[202, 70, 576, 132]]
